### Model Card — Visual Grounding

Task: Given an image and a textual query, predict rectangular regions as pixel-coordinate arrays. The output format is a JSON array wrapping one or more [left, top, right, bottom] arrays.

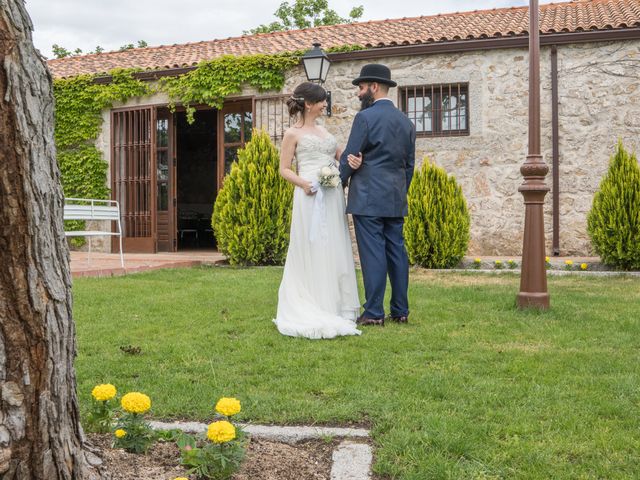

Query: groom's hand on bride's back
[[347, 152, 363, 170]]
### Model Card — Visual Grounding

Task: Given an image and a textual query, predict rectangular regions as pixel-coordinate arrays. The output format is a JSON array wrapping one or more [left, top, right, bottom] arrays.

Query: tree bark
[[0, 1, 104, 478]]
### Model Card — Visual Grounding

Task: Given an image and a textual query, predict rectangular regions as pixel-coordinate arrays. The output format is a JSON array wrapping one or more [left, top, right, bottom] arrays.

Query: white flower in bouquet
[[318, 164, 341, 188]]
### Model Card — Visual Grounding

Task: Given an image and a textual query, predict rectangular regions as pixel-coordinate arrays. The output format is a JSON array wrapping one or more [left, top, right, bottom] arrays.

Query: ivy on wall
[[53, 68, 151, 200], [52, 46, 364, 200], [160, 46, 364, 122], [160, 53, 300, 122]]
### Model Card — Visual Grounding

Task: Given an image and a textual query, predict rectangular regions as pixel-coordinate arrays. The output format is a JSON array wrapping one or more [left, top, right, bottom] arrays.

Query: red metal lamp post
[[517, 0, 550, 309]]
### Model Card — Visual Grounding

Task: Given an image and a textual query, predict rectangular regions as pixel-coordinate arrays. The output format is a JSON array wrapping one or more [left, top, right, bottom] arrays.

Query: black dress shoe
[[388, 315, 409, 324], [356, 314, 385, 326]]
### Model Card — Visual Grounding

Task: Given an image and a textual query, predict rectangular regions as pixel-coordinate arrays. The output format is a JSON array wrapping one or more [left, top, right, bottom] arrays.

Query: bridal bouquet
[[317, 163, 341, 188]]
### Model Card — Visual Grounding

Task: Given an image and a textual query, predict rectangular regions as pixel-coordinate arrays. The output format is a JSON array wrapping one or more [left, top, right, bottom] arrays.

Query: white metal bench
[[63, 198, 124, 268]]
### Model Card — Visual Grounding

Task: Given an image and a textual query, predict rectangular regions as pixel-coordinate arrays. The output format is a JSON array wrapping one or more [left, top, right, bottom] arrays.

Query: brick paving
[[69, 250, 225, 278]]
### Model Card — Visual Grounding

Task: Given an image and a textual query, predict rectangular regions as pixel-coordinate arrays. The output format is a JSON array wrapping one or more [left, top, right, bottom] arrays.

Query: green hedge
[[587, 141, 640, 270], [404, 160, 470, 268], [212, 130, 293, 265]]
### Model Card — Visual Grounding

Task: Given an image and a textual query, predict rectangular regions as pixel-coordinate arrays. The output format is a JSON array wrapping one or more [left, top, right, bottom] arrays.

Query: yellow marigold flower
[[495, 260, 502, 264], [114, 429, 126, 438], [207, 420, 236, 443], [474, 258, 481, 263], [580, 263, 588, 270], [92, 384, 116, 402], [565, 260, 573, 265], [545, 256, 550, 262], [121, 392, 151, 414], [215, 397, 241, 417]]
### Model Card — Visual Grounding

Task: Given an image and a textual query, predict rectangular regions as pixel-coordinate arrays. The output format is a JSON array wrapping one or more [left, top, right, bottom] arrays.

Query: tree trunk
[[0, 1, 104, 478]]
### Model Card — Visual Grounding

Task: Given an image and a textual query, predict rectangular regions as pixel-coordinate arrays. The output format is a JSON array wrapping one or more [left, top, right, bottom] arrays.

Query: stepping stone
[[331, 441, 372, 480]]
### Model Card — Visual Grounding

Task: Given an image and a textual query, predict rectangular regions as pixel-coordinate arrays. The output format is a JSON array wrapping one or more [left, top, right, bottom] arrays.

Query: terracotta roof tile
[[48, 0, 640, 78]]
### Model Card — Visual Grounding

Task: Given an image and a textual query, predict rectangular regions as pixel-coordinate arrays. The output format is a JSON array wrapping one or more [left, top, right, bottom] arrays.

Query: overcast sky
[[26, 0, 558, 59]]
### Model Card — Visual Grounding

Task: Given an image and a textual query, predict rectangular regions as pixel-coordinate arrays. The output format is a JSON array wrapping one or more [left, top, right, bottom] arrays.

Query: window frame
[[398, 83, 470, 137], [217, 101, 253, 188]]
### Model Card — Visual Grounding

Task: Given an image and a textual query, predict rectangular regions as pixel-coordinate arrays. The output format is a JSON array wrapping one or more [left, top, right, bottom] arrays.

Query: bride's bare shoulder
[[282, 127, 301, 144], [284, 126, 305, 140]]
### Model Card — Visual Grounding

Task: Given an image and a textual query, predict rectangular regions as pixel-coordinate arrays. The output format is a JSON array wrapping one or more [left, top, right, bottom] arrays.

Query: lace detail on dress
[[296, 134, 338, 178]]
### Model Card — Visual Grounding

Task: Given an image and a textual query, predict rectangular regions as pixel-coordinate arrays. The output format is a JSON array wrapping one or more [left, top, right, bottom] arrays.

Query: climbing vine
[[52, 46, 364, 198], [160, 53, 300, 122], [160, 46, 364, 121], [53, 68, 150, 200]]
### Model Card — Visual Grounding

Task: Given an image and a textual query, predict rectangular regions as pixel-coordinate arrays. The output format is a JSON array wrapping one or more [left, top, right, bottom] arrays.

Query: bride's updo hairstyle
[[286, 82, 327, 118]]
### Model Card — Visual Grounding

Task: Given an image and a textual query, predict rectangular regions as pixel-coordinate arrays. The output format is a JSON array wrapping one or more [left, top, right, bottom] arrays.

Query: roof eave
[[91, 27, 640, 84], [329, 27, 640, 61]]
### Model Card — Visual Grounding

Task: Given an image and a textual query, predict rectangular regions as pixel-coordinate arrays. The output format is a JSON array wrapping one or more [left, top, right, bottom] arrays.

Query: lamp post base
[[517, 291, 550, 310]]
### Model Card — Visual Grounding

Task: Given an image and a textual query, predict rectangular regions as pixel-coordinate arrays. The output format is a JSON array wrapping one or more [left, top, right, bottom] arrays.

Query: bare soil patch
[[89, 433, 334, 480]]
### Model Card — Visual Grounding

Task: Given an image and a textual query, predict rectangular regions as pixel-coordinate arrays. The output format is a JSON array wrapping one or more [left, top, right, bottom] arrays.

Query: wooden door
[[217, 101, 253, 189], [155, 110, 177, 252], [111, 107, 157, 253]]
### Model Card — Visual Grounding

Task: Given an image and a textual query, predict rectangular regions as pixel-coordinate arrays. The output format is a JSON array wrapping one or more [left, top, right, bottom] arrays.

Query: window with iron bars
[[399, 83, 469, 137], [253, 94, 293, 146]]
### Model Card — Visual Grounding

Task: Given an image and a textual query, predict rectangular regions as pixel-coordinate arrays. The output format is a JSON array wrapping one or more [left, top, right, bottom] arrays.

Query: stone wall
[[317, 41, 640, 256], [97, 40, 640, 256], [555, 41, 640, 255]]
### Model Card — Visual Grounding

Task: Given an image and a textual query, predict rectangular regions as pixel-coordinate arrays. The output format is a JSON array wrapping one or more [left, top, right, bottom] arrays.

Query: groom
[[339, 64, 416, 326]]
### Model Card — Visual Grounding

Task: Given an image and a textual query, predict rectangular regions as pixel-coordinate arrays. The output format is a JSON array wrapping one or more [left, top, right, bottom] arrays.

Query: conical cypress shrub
[[404, 159, 470, 268], [212, 130, 293, 265], [587, 141, 640, 270]]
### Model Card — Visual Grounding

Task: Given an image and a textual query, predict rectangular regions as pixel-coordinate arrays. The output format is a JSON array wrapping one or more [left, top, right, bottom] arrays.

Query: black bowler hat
[[352, 64, 397, 87]]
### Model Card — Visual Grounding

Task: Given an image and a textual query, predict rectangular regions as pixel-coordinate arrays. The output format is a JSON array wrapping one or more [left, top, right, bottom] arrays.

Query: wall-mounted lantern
[[301, 42, 332, 116]]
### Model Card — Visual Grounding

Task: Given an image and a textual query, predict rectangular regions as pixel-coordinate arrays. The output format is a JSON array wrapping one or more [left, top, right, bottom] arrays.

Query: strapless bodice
[[295, 134, 338, 179]]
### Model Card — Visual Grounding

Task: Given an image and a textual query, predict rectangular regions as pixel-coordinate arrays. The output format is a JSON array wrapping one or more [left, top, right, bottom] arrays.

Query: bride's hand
[[348, 152, 363, 170], [302, 182, 316, 196]]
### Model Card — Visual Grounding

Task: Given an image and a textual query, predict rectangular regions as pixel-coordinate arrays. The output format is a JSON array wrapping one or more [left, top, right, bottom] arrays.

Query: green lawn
[[73, 267, 640, 479]]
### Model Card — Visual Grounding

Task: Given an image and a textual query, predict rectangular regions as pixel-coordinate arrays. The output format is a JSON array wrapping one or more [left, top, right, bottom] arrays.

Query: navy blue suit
[[340, 99, 416, 319]]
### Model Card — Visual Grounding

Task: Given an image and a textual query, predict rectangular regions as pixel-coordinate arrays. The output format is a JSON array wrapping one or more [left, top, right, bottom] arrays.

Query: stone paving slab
[[331, 441, 373, 480]]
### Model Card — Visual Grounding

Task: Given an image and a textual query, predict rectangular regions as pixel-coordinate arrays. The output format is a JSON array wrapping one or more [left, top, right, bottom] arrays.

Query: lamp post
[[301, 42, 332, 116], [517, 0, 550, 309]]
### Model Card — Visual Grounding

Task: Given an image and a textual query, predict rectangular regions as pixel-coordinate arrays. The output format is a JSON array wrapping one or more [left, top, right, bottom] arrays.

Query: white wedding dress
[[274, 134, 361, 339]]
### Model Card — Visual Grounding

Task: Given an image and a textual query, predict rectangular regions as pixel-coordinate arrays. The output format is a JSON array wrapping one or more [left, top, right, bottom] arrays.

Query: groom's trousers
[[353, 215, 409, 319]]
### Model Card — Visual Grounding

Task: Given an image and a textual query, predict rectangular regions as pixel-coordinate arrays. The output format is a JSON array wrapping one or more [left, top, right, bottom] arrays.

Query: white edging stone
[[150, 420, 369, 444], [431, 269, 640, 277], [238, 424, 369, 444]]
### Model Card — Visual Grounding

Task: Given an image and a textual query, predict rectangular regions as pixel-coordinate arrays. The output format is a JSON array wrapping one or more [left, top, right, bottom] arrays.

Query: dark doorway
[[176, 109, 217, 249]]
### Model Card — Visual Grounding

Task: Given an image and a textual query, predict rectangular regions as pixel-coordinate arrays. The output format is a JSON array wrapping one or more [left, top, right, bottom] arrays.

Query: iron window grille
[[253, 94, 293, 146], [399, 83, 469, 137]]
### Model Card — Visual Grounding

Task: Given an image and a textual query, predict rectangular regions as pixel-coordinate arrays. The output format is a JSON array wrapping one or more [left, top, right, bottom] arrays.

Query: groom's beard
[[359, 89, 375, 110]]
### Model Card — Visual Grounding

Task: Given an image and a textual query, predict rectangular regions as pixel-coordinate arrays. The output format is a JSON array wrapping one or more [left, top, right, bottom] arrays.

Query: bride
[[273, 82, 362, 339]]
